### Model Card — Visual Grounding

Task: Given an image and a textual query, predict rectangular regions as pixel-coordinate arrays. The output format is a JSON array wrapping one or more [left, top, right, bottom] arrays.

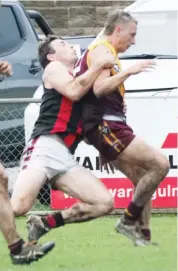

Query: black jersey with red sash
[[31, 84, 83, 153], [75, 40, 126, 135]]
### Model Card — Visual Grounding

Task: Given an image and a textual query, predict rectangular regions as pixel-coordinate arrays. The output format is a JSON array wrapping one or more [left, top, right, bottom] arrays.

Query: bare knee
[[96, 194, 114, 215], [154, 154, 170, 179], [11, 197, 30, 217]]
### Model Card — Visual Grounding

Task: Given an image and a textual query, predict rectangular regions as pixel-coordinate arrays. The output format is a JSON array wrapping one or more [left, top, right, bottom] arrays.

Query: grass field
[[0, 215, 177, 271]]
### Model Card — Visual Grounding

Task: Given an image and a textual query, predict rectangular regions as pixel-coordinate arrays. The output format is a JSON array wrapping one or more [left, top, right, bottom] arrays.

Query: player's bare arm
[[89, 46, 156, 97], [44, 53, 115, 102]]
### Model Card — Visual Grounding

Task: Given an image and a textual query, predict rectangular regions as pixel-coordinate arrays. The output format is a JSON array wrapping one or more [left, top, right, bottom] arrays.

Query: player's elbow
[[68, 92, 81, 102], [93, 89, 102, 98], [67, 88, 83, 102], [93, 83, 105, 98]]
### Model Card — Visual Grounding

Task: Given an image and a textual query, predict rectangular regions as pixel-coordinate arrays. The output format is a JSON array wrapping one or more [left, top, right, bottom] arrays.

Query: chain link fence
[[0, 98, 51, 213]]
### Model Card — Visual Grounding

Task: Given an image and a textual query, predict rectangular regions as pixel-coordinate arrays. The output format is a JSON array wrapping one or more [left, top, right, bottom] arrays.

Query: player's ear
[[47, 53, 56, 62], [115, 26, 121, 36], [116, 26, 121, 33]]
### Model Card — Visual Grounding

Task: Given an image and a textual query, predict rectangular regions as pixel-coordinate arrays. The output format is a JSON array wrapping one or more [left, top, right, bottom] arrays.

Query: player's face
[[52, 39, 78, 64], [115, 21, 137, 52]]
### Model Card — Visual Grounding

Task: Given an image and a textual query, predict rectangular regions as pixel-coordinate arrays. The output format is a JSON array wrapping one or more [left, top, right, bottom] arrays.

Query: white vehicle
[[24, 0, 178, 210]]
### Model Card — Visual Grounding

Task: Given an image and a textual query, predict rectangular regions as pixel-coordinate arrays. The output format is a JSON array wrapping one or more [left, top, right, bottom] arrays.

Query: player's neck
[[62, 60, 75, 74], [106, 35, 120, 54]]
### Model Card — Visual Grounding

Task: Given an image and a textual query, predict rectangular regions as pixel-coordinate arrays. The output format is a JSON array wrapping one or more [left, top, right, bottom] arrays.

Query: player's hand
[[0, 61, 12, 76], [128, 60, 156, 75], [96, 51, 115, 69], [99, 153, 115, 174]]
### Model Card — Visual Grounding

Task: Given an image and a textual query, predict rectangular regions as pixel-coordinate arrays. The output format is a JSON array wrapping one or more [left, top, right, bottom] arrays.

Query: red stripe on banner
[[51, 177, 178, 209], [161, 133, 178, 149], [50, 97, 72, 133]]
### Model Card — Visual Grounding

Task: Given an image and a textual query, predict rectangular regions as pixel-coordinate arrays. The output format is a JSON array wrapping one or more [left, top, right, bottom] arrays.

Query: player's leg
[[12, 165, 113, 221], [54, 166, 114, 222], [89, 120, 169, 205], [138, 200, 152, 240], [16, 133, 113, 242], [27, 167, 114, 242], [112, 159, 152, 241], [117, 136, 169, 208], [0, 163, 54, 264], [85, 120, 169, 245], [11, 168, 47, 216], [0, 163, 21, 246], [11, 136, 49, 216], [114, 136, 169, 245]]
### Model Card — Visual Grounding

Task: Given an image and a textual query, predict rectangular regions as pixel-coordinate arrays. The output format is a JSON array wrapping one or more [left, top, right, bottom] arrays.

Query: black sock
[[9, 239, 24, 255], [124, 201, 144, 221], [42, 212, 65, 229], [141, 229, 151, 241]]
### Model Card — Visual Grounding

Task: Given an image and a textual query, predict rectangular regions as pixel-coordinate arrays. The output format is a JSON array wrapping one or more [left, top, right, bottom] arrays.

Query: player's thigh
[[11, 168, 47, 211], [53, 166, 113, 205], [117, 136, 169, 170]]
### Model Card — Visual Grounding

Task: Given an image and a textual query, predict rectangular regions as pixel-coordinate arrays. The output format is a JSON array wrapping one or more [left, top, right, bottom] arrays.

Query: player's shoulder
[[88, 45, 109, 63], [44, 61, 68, 78], [89, 44, 110, 54], [45, 61, 63, 72]]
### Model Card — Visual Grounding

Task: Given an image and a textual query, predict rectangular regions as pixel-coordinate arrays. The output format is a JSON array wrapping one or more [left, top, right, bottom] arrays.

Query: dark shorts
[[86, 120, 135, 161]]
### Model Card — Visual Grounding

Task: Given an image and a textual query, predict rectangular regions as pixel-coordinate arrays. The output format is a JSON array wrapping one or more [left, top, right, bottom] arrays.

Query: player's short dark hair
[[38, 35, 62, 69], [104, 10, 137, 35]]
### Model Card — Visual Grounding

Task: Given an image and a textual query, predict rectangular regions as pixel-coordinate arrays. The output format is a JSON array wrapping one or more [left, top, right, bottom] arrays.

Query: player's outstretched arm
[[89, 46, 156, 97]]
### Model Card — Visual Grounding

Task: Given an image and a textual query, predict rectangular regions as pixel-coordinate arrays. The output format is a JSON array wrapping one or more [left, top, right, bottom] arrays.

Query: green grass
[[0, 215, 177, 271]]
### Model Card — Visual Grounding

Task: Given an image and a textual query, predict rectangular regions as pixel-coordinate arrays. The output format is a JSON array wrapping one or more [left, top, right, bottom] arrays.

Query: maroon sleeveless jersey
[[75, 49, 125, 135]]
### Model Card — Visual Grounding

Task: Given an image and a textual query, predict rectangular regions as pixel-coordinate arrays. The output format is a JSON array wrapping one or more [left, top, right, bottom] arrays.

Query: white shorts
[[20, 134, 79, 181]]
